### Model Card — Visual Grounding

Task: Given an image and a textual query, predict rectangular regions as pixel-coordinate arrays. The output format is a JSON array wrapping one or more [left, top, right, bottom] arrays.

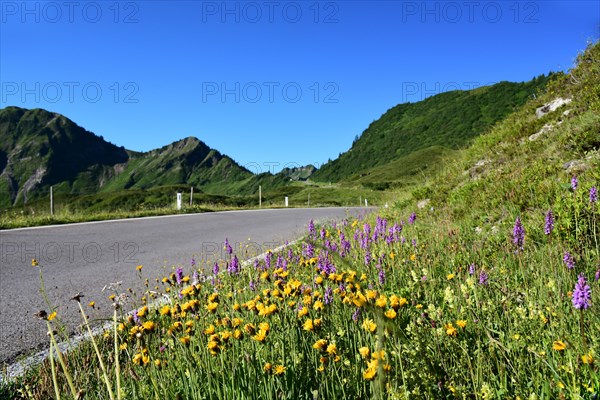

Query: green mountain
[[312, 76, 555, 184], [0, 72, 558, 212], [0, 107, 252, 208]]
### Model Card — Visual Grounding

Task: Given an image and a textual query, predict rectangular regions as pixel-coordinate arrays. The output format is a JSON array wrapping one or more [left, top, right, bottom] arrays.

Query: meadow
[[4, 175, 599, 398]]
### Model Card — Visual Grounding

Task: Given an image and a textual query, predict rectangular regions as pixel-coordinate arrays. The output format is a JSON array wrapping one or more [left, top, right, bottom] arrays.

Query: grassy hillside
[[0, 107, 129, 207], [0, 109, 255, 207], [313, 76, 555, 183]]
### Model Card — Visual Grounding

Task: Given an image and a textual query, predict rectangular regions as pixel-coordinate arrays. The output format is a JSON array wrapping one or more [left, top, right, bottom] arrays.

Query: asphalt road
[[0, 207, 370, 365]]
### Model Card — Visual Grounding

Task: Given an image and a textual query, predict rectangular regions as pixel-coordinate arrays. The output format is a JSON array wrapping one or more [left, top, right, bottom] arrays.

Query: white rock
[[536, 98, 572, 119]]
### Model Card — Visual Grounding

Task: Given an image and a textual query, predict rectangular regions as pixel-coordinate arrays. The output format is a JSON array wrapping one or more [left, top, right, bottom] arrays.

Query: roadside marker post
[[50, 186, 54, 216], [176, 192, 182, 210], [285, 197, 288, 207]]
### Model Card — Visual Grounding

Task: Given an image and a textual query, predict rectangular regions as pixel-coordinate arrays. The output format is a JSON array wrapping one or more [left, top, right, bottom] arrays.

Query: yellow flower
[[273, 365, 286, 375], [108, 294, 116, 301], [581, 354, 594, 364], [88, 301, 95, 308], [384, 309, 397, 319], [253, 329, 267, 342], [363, 367, 377, 381], [136, 265, 143, 271], [132, 353, 142, 365], [154, 359, 161, 367], [456, 320, 467, 329], [180, 336, 190, 345], [206, 302, 218, 313], [358, 347, 370, 359], [313, 300, 324, 311], [389, 251, 395, 260], [552, 341, 566, 351], [298, 307, 309, 317], [137, 306, 148, 317], [303, 319, 314, 331], [31, 259, 39, 267], [314, 276, 323, 285], [244, 323, 256, 335], [263, 363, 272, 372], [313, 339, 327, 350], [362, 319, 376, 333], [233, 329, 242, 339], [365, 290, 377, 301], [119, 343, 127, 350], [142, 321, 156, 331], [204, 324, 215, 335], [444, 323, 457, 337], [410, 254, 416, 261], [258, 322, 270, 332], [375, 295, 387, 308], [447, 273, 455, 280], [326, 343, 337, 355], [352, 292, 367, 307], [159, 305, 170, 315]]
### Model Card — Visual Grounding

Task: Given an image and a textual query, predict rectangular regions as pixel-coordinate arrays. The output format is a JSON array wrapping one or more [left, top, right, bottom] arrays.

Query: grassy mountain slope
[[313, 76, 555, 183], [0, 107, 129, 207], [0, 108, 254, 207]]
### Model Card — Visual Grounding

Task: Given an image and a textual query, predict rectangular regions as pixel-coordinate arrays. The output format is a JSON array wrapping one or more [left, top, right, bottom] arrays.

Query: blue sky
[[1, 1, 598, 173]]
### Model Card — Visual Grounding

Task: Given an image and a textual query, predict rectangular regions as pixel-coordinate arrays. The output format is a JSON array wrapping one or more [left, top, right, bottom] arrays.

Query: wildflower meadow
[[8, 175, 599, 399]]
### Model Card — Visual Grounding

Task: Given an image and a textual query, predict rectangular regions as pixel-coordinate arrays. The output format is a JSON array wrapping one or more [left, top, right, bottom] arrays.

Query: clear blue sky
[[1, 1, 598, 173]]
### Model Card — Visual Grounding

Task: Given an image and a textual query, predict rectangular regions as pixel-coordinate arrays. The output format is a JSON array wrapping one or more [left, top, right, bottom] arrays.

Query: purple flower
[[320, 227, 326, 239], [412, 238, 417, 248], [324, 286, 333, 305], [224, 238, 233, 255], [513, 217, 525, 251], [590, 186, 598, 203], [378, 268, 386, 285], [303, 243, 314, 258], [544, 210, 554, 236], [571, 175, 578, 191], [249, 280, 257, 291], [352, 308, 361, 322], [469, 263, 475, 275], [408, 212, 417, 225], [191, 258, 196, 267], [595, 269, 600, 282], [228, 255, 240, 275], [175, 267, 184, 285], [364, 251, 372, 266], [265, 251, 272, 269], [213, 262, 220, 276], [308, 220, 316, 238], [479, 270, 488, 285], [572, 273, 591, 310], [563, 252, 575, 270], [132, 310, 140, 325]]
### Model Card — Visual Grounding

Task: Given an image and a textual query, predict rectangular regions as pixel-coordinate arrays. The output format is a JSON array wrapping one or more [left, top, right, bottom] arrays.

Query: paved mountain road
[[0, 207, 369, 365]]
